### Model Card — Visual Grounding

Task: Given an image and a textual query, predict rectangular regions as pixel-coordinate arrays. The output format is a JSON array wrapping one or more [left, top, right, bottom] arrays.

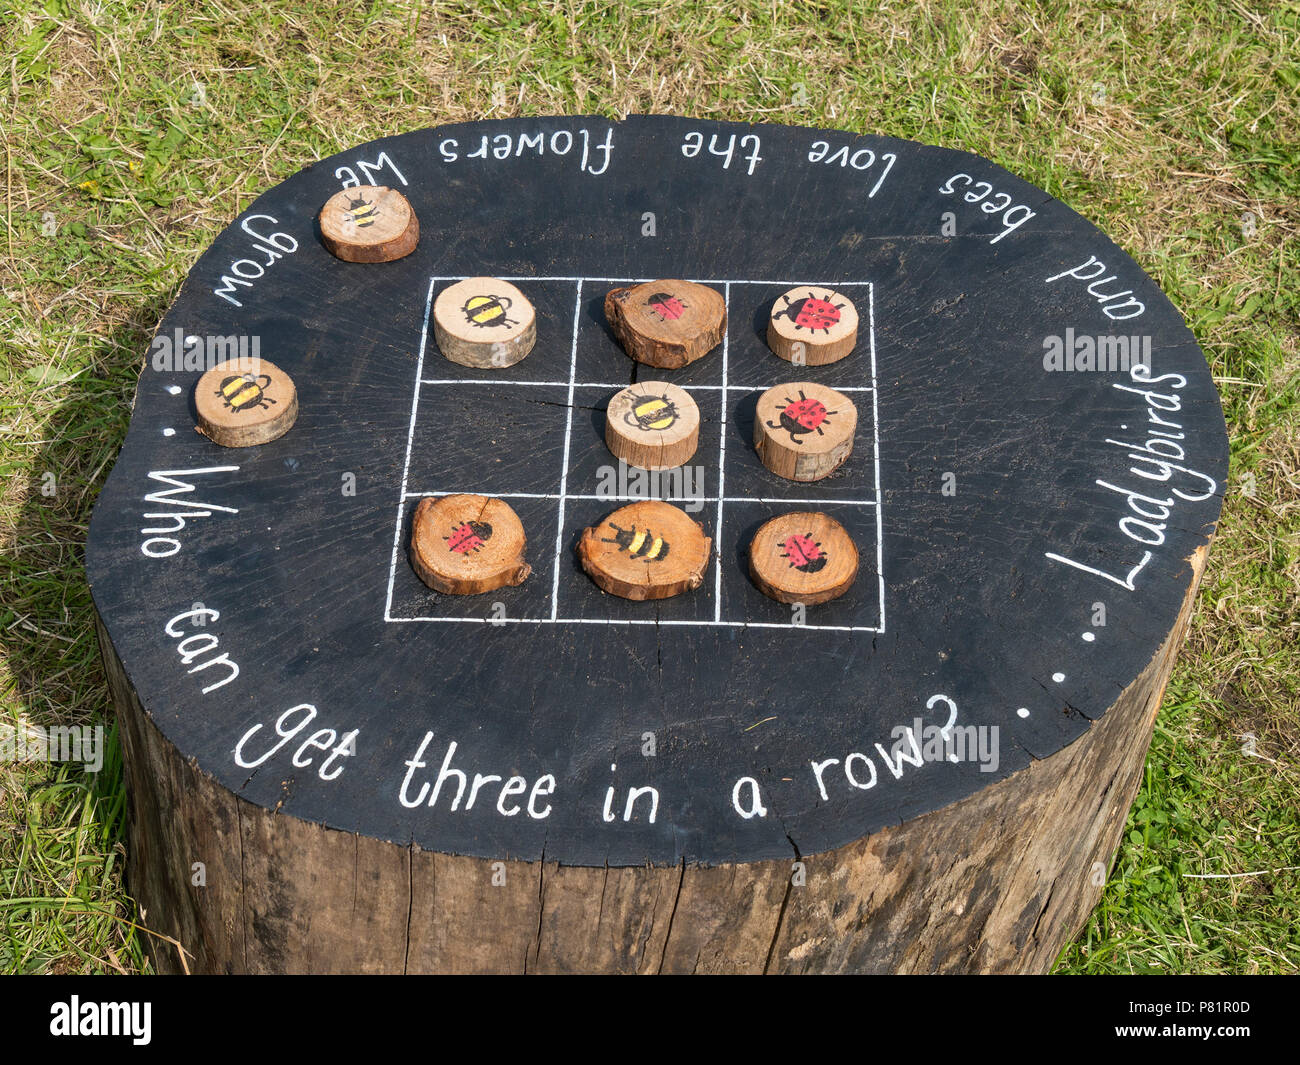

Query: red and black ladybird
[[445, 520, 493, 555], [646, 292, 687, 322], [773, 290, 844, 334], [766, 390, 837, 445], [780, 533, 828, 574]]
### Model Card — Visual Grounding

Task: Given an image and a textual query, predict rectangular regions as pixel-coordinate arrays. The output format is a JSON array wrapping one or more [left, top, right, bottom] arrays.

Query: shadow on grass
[[1, 284, 181, 974]]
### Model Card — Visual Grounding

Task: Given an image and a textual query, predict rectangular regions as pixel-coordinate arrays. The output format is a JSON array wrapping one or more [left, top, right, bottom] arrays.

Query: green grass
[[2, 0, 1297, 973]]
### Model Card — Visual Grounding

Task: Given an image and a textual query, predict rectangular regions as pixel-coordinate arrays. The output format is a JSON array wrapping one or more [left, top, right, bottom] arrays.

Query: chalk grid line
[[385, 276, 885, 632]]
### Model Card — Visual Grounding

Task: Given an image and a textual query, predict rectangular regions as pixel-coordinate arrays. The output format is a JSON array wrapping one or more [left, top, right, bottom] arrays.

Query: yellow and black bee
[[345, 194, 379, 228], [216, 372, 277, 414], [602, 523, 670, 561], [462, 293, 518, 329], [624, 393, 679, 433]]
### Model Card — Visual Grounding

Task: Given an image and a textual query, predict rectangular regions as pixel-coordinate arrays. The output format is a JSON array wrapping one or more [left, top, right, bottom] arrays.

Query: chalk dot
[[162, 427, 176, 437], [166, 385, 182, 395], [1052, 672, 1065, 683], [1016, 707, 1030, 718], [1082, 631, 1096, 642], [1120, 424, 1127, 430], [185, 335, 200, 346]]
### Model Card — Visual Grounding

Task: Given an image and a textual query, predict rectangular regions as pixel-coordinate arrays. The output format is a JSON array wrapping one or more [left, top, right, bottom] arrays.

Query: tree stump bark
[[87, 117, 1228, 974], [95, 539, 1211, 973]]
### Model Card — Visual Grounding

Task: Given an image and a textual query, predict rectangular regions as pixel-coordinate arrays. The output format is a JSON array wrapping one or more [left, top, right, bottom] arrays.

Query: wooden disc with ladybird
[[410, 494, 531, 595], [318, 185, 419, 263], [433, 277, 537, 369], [577, 500, 712, 601], [194, 358, 298, 448], [748, 512, 859, 605], [605, 381, 700, 470], [754, 381, 856, 482], [604, 280, 726, 369], [767, 286, 858, 365]]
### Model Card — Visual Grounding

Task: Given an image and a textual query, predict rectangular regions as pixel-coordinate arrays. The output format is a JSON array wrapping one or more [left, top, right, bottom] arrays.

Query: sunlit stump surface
[[87, 116, 1226, 973]]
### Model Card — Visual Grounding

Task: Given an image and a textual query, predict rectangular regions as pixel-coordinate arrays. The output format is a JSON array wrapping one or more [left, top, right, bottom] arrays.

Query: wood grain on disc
[[749, 512, 859, 605], [605, 382, 700, 470], [194, 358, 298, 448], [318, 185, 419, 263], [434, 278, 537, 369], [754, 382, 856, 481], [767, 286, 859, 365], [578, 500, 711, 600], [604, 280, 726, 369], [410, 494, 531, 595]]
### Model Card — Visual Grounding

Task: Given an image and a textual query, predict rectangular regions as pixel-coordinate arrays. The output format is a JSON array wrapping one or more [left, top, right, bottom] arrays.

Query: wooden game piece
[[766, 286, 859, 365], [603, 280, 726, 369], [748, 512, 859, 605], [194, 358, 298, 448], [318, 185, 419, 263], [577, 500, 711, 601], [433, 278, 537, 369], [754, 382, 857, 482], [604, 381, 700, 471], [409, 494, 531, 595]]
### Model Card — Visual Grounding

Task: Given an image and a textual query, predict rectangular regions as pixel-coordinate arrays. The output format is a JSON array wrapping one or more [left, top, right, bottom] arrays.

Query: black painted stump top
[[87, 116, 1228, 867]]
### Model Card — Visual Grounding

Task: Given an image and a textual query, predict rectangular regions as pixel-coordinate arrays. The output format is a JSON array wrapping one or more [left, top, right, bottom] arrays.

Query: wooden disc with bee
[[409, 494, 531, 596], [193, 358, 299, 448], [433, 277, 538, 369], [754, 381, 857, 482], [604, 280, 726, 369], [604, 381, 700, 471], [318, 185, 419, 263], [767, 286, 859, 365], [748, 511, 859, 606], [577, 500, 712, 601]]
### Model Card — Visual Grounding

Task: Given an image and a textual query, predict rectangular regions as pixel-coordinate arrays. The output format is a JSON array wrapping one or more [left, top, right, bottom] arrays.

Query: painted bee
[[767, 390, 836, 445], [216, 373, 277, 414], [345, 194, 379, 228], [462, 293, 518, 329], [602, 523, 670, 561], [625, 393, 679, 432]]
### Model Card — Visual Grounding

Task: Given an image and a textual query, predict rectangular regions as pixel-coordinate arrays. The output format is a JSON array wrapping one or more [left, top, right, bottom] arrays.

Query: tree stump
[[87, 117, 1227, 974]]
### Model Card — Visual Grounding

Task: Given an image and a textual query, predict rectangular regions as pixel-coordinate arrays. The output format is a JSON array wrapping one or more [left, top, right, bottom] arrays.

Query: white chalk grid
[[385, 276, 885, 632]]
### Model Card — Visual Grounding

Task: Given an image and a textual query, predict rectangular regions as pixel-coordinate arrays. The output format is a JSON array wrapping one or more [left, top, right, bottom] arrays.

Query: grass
[[1, 0, 1297, 974]]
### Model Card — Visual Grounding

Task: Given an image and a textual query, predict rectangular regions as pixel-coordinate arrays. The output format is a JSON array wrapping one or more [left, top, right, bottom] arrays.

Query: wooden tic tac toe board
[[87, 116, 1227, 886]]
